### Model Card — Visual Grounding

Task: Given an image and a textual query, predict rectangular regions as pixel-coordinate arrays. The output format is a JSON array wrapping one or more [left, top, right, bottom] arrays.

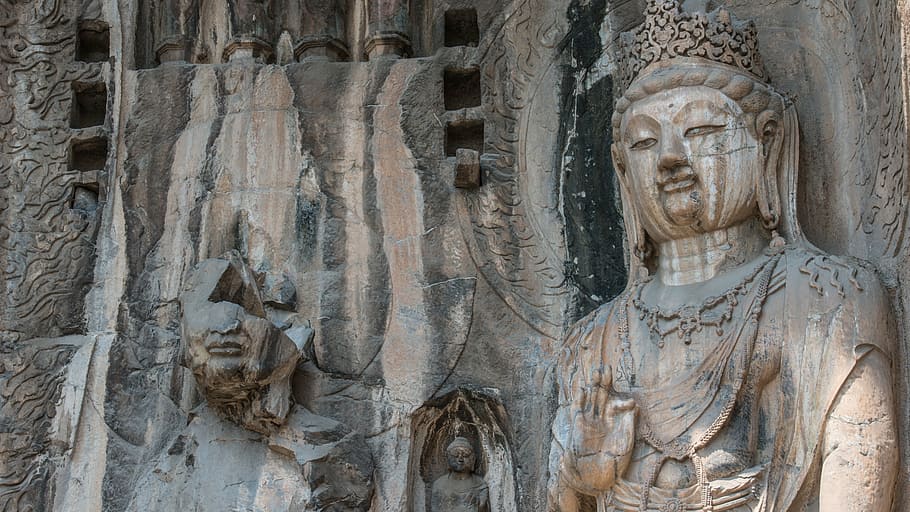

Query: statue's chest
[[436, 488, 484, 512], [629, 316, 781, 387], [613, 294, 785, 487]]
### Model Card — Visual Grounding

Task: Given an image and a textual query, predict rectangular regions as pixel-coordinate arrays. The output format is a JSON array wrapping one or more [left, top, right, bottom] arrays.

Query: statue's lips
[[206, 341, 244, 357], [659, 175, 696, 193]]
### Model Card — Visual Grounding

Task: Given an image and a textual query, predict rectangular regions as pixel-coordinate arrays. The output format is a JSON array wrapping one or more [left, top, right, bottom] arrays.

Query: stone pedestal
[[294, 35, 349, 62], [223, 37, 273, 64]]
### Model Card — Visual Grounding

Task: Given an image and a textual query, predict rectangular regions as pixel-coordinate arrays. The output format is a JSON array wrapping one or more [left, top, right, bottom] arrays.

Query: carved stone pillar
[[294, 0, 349, 62], [364, 0, 411, 59], [154, 0, 199, 64], [223, 0, 275, 63]]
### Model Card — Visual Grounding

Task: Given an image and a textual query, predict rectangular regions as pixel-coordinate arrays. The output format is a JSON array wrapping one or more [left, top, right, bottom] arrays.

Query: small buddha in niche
[[431, 437, 490, 512]]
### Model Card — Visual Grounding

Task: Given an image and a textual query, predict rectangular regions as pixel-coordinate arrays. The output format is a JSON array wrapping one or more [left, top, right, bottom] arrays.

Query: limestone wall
[[1, 0, 909, 510]]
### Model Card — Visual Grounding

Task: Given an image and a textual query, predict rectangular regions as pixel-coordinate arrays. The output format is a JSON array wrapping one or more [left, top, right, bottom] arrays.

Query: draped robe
[[549, 246, 896, 511]]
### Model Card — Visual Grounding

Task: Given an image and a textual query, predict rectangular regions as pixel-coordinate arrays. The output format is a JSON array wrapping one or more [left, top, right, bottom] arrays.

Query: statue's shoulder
[[562, 300, 618, 352], [556, 298, 621, 376], [782, 245, 888, 305], [782, 245, 895, 352], [566, 298, 620, 339]]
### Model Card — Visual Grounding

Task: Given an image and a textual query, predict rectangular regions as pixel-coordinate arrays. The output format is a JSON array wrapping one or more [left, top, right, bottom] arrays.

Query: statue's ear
[[611, 141, 652, 264], [611, 142, 626, 178], [756, 111, 782, 230]]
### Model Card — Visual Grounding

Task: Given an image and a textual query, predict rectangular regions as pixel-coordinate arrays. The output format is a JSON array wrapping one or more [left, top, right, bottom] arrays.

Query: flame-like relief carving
[[458, 0, 568, 340], [0, 344, 78, 511], [720, 0, 907, 261], [855, 0, 906, 259], [0, 0, 103, 340], [0, 0, 106, 508]]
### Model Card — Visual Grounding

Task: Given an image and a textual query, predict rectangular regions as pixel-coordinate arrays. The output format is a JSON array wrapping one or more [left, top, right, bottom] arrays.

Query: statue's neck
[[655, 219, 768, 286], [448, 470, 474, 481]]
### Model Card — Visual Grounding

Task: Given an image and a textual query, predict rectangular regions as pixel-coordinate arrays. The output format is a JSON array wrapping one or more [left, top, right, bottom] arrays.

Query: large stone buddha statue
[[547, 2, 898, 511]]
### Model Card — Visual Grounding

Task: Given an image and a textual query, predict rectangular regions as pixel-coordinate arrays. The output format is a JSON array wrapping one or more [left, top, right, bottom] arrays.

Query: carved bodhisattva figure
[[548, 2, 898, 511], [432, 437, 490, 512]]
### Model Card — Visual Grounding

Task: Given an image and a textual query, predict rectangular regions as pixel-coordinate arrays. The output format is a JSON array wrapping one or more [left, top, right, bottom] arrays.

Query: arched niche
[[407, 387, 517, 512]]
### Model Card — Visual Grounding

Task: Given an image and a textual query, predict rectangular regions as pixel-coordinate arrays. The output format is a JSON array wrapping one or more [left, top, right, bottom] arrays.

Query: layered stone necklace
[[630, 253, 779, 348], [614, 250, 783, 512]]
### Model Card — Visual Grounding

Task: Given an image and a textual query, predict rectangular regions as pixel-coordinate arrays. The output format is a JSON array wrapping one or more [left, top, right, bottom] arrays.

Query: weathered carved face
[[180, 254, 301, 402], [617, 85, 763, 244], [182, 299, 276, 389], [179, 253, 304, 433], [446, 445, 475, 474]]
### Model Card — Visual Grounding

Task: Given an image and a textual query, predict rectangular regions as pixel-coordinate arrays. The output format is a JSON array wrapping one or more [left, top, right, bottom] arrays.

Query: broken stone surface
[[127, 405, 373, 512], [180, 252, 304, 433], [454, 148, 481, 189], [126, 252, 374, 510]]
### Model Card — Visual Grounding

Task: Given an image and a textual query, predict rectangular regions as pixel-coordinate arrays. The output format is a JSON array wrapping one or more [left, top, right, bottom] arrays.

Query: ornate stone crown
[[618, 0, 766, 91]]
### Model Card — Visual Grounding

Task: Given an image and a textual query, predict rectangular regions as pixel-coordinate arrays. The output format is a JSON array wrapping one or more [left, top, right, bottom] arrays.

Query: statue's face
[[182, 300, 272, 389], [446, 446, 475, 474], [617, 85, 763, 243]]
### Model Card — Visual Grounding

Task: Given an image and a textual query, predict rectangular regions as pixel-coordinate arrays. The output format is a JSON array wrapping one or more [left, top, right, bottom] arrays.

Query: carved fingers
[[560, 366, 637, 496], [575, 366, 636, 428]]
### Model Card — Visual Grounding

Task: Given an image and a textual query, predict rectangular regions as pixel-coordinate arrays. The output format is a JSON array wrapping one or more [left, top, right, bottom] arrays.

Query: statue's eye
[[685, 124, 725, 137], [630, 138, 657, 150]]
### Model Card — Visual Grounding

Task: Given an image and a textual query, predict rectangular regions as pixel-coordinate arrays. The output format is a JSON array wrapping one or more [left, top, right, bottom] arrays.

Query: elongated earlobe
[[612, 142, 653, 266], [755, 111, 782, 231]]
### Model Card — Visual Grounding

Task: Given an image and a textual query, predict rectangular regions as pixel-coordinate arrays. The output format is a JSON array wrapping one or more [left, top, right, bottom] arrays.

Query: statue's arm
[[430, 481, 442, 512], [478, 482, 490, 512], [547, 305, 637, 510], [546, 434, 584, 511], [818, 273, 898, 512]]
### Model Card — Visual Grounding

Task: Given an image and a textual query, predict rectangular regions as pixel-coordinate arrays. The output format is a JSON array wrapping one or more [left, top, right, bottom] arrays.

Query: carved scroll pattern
[[0, 0, 104, 509], [853, 0, 907, 259], [0, 0, 102, 342], [0, 344, 78, 512], [458, 0, 568, 340]]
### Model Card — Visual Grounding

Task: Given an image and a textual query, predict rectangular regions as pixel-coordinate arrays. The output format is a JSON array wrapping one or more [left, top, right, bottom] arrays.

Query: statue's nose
[[213, 317, 242, 334], [658, 133, 688, 173]]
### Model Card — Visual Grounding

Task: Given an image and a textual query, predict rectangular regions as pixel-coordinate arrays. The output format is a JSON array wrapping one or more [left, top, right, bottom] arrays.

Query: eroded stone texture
[[3, 0, 910, 511], [126, 252, 373, 511]]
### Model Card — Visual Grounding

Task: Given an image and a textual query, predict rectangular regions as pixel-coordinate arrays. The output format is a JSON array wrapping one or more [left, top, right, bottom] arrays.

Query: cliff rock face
[[1, 0, 909, 510]]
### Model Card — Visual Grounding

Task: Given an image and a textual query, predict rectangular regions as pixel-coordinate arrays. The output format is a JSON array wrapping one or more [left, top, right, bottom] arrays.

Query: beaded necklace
[[630, 255, 777, 347], [617, 251, 782, 511]]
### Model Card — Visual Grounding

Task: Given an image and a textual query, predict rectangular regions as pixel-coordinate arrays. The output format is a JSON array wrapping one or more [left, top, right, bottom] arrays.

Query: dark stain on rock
[[559, 0, 628, 318]]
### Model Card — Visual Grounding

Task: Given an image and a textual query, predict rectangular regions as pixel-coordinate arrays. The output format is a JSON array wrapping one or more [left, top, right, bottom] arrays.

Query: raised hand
[[563, 366, 637, 496]]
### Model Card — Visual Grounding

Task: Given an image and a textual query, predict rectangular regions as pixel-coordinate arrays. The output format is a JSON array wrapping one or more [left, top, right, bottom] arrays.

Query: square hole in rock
[[76, 21, 110, 62], [446, 121, 483, 156], [71, 185, 100, 212], [70, 137, 109, 172], [445, 9, 479, 47], [444, 68, 481, 110], [71, 82, 107, 128]]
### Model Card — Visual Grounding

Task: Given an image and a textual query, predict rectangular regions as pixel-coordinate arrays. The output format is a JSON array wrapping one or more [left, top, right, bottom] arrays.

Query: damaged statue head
[[548, 1, 899, 511], [180, 250, 305, 434]]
